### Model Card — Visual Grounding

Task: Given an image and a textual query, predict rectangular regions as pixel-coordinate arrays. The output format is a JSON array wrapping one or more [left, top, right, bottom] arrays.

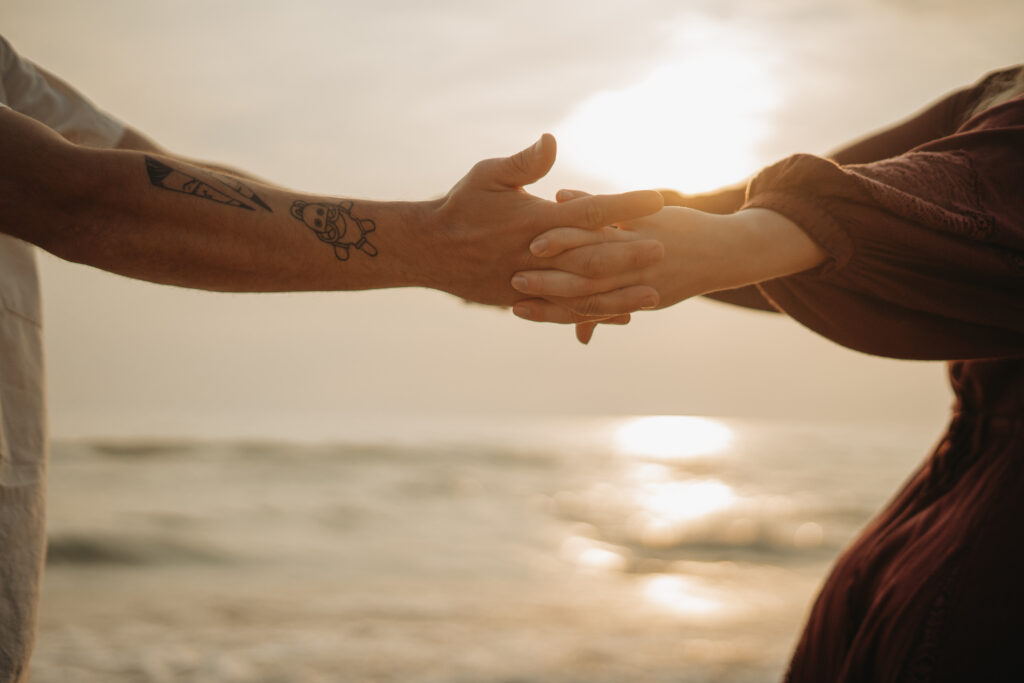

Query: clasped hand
[[429, 135, 809, 342], [510, 188, 827, 343], [424, 134, 664, 325], [508, 188, 700, 344]]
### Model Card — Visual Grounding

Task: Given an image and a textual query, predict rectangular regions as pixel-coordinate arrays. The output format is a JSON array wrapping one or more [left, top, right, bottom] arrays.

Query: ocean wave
[[87, 440, 199, 458], [548, 483, 874, 565], [46, 532, 230, 566]]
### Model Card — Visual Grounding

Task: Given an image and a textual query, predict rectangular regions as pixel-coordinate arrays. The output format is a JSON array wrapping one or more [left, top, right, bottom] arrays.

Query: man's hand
[[416, 135, 665, 308]]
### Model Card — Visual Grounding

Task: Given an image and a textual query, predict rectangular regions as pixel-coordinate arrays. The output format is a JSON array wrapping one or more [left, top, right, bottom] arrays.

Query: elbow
[[22, 145, 118, 266], [0, 110, 130, 267], [1, 137, 93, 257]]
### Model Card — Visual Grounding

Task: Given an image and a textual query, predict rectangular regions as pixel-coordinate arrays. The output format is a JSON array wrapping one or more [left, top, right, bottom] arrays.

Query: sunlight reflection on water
[[629, 478, 738, 548], [642, 574, 727, 618], [614, 415, 733, 460], [555, 416, 744, 556]]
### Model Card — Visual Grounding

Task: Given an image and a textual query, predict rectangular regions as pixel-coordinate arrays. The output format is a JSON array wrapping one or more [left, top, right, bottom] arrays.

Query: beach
[[33, 416, 937, 682]]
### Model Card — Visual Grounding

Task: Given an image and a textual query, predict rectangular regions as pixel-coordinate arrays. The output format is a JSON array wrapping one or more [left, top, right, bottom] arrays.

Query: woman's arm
[[826, 66, 1024, 165], [510, 200, 822, 344], [645, 69, 1023, 317], [510, 200, 824, 318], [510, 96, 1024, 358]]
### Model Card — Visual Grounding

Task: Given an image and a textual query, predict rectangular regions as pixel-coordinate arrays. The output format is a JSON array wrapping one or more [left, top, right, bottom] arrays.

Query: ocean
[[33, 415, 942, 682]]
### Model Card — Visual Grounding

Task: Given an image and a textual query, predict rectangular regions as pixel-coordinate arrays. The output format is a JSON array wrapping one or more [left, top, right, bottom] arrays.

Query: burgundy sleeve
[[828, 66, 1024, 165], [743, 96, 1024, 360]]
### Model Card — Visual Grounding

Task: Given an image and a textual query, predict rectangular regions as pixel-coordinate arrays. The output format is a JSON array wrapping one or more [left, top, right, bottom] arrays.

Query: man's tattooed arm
[[143, 156, 378, 262], [289, 199, 378, 261], [6, 109, 663, 304], [144, 156, 272, 213]]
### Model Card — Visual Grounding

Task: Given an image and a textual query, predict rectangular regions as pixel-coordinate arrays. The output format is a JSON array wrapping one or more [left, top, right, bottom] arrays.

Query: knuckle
[[470, 158, 493, 176], [578, 295, 602, 317], [583, 201, 606, 227], [630, 244, 649, 269], [578, 276, 601, 297], [532, 305, 554, 322], [507, 150, 530, 177], [581, 250, 605, 277], [522, 302, 549, 322]]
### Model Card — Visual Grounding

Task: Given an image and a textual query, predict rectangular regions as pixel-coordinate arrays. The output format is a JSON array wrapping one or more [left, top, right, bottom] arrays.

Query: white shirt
[[0, 34, 124, 486], [0, 35, 127, 677]]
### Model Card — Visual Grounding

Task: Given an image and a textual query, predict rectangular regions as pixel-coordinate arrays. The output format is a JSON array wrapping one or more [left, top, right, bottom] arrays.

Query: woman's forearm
[[720, 208, 827, 287], [640, 207, 826, 308], [509, 204, 827, 320]]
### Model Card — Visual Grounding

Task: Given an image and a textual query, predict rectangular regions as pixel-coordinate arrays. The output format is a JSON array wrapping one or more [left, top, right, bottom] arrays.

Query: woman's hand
[[509, 222, 666, 342], [511, 189, 827, 342]]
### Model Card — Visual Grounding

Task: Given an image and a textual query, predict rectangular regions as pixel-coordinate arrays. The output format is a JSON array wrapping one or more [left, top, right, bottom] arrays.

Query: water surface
[[35, 415, 938, 682]]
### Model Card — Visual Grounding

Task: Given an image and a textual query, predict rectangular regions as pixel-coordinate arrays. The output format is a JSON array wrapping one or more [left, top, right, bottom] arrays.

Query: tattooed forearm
[[290, 200, 378, 261], [144, 156, 272, 212], [209, 171, 272, 212]]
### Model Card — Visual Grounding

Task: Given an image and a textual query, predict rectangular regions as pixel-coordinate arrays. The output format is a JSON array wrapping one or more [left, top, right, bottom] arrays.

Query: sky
[[2, 0, 1021, 438]]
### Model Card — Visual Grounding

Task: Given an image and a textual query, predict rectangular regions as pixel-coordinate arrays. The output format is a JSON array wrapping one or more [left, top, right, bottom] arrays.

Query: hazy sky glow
[[558, 16, 782, 193], [2, 0, 1022, 438]]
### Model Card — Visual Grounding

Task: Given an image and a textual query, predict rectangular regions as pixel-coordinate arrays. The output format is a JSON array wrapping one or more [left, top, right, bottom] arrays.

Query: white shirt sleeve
[[0, 34, 125, 148]]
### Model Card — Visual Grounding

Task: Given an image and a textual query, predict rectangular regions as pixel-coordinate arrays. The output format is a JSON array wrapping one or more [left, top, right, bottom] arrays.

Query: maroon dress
[[666, 67, 1024, 682]]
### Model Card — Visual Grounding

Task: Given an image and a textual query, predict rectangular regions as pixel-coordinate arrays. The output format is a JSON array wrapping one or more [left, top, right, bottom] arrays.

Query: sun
[[556, 18, 781, 195]]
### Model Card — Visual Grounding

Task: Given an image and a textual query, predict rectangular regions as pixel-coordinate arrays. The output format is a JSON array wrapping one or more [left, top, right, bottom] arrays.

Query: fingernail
[[511, 275, 529, 291], [513, 302, 531, 317], [640, 295, 658, 309], [530, 238, 549, 257], [532, 136, 545, 153]]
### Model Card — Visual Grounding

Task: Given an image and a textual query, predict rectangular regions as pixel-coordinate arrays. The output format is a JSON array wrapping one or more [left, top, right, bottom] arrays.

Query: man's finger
[[557, 188, 590, 203], [476, 133, 557, 189], [550, 190, 663, 229], [576, 322, 597, 345], [512, 299, 633, 325], [512, 285, 659, 319]]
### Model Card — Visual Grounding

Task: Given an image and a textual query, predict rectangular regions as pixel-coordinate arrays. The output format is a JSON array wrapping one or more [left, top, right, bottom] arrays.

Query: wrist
[[648, 208, 767, 302], [649, 207, 827, 306], [719, 208, 827, 287], [391, 197, 445, 290]]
